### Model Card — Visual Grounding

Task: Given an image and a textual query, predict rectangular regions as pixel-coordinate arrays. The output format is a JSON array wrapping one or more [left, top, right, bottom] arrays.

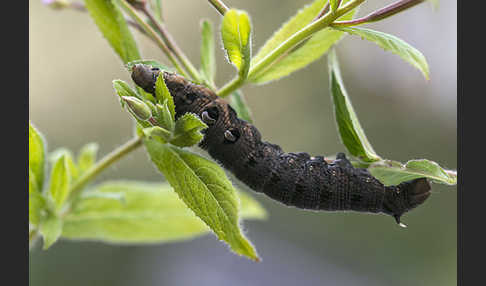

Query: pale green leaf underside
[[369, 159, 457, 186], [144, 139, 259, 260], [221, 9, 252, 78], [85, 0, 140, 64], [62, 181, 265, 244], [332, 26, 430, 80], [249, 0, 356, 83], [328, 50, 380, 162], [29, 121, 46, 191]]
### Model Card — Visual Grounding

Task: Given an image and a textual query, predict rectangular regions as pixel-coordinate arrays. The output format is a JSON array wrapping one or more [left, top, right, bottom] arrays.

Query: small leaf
[[84, 0, 141, 63], [144, 139, 260, 261], [249, 0, 357, 84], [49, 154, 71, 210], [328, 49, 381, 162], [229, 90, 253, 123], [142, 126, 172, 143], [368, 159, 457, 186], [29, 122, 46, 191], [113, 79, 141, 103], [62, 181, 266, 244], [49, 149, 79, 182], [155, 73, 175, 119], [200, 19, 216, 88], [39, 213, 63, 250], [170, 113, 208, 147], [332, 26, 430, 80], [77, 143, 99, 174], [154, 101, 175, 131], [221, 9, 252, 79]]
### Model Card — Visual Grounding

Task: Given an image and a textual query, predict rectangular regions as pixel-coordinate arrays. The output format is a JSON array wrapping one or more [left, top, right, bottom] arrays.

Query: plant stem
[[66, 137, 143, 204], [331, 0, 425, 27], [118, 0, 189, 78], [140, 5, 203, 83], [217, 0, 366, 96], [217, 77, 244, 98], [207, 0, 229, 15]]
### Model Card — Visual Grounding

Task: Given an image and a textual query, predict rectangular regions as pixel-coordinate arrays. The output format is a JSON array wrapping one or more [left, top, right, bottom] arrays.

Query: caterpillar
[[131, 64, 431, 225]]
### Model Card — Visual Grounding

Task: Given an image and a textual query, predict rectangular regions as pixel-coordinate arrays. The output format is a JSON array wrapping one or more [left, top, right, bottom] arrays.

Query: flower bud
[[122, 96, 152, 121]]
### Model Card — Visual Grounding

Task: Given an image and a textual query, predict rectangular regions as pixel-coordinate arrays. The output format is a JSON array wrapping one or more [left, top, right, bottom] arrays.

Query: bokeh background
[[29, 0, 457, 285]]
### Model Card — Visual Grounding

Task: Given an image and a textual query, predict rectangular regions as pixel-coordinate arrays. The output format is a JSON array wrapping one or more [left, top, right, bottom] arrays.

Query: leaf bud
[[122, 96, 152, 121]]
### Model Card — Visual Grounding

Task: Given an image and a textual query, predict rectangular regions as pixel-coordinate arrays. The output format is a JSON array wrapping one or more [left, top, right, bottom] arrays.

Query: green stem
[[216, 0, 365, 96], [140, 5, 202, 82], [117, 0, 189, 78], [217, 77, 243, 98], [66, 137, 143, 204]]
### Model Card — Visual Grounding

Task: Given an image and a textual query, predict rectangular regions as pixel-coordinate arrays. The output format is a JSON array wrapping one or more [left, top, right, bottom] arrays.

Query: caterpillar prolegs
[[131, 64, 431, 225]]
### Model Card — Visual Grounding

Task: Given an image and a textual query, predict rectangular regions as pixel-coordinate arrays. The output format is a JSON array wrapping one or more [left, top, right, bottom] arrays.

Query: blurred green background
[[29, 0, 457, 285]]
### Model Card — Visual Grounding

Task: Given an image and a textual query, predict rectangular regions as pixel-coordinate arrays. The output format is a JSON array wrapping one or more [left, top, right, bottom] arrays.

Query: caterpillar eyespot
[[131, 64, 432, 225]]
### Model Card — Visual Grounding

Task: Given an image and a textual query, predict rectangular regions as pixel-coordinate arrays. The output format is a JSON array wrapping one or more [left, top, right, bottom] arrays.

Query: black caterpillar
[[131, 64, 431, 225]]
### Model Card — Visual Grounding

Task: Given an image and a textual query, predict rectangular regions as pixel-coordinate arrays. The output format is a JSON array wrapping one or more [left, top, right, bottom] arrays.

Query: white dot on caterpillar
[[224, 130, 237, 142], [201, 111, 216, 125]]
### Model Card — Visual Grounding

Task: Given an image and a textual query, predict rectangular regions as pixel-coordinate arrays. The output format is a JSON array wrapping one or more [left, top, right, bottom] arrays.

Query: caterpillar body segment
[[131, 64, 431, 224]]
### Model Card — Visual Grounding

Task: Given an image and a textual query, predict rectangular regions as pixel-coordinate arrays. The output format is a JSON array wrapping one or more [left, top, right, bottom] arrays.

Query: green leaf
[[142, 126, 172, 143], [49, 148, 79, 181], [29, 122, 46, 191], [328, 49, 381, 162], [170, 113, 208, 147], [77, 143, 99, 174], [249, 0, 357, 83], [113, 79, 141, 103], [221, 9, 252, 79], [62, 181, 266, 244], [332, 26, 430, 80], [155, 73, 175, 119], [85, 0, 141, 63], [144, 139, 260, 261], [154, 101, 175, 131], [200, 19, 216, 88], [229, 90, 254, 123], [330, 0, 339, 12], [49, 154, 72, 210], [39, 213, 63, 250], [369, 159, 457, 186], [30, 168, 46, 227]]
